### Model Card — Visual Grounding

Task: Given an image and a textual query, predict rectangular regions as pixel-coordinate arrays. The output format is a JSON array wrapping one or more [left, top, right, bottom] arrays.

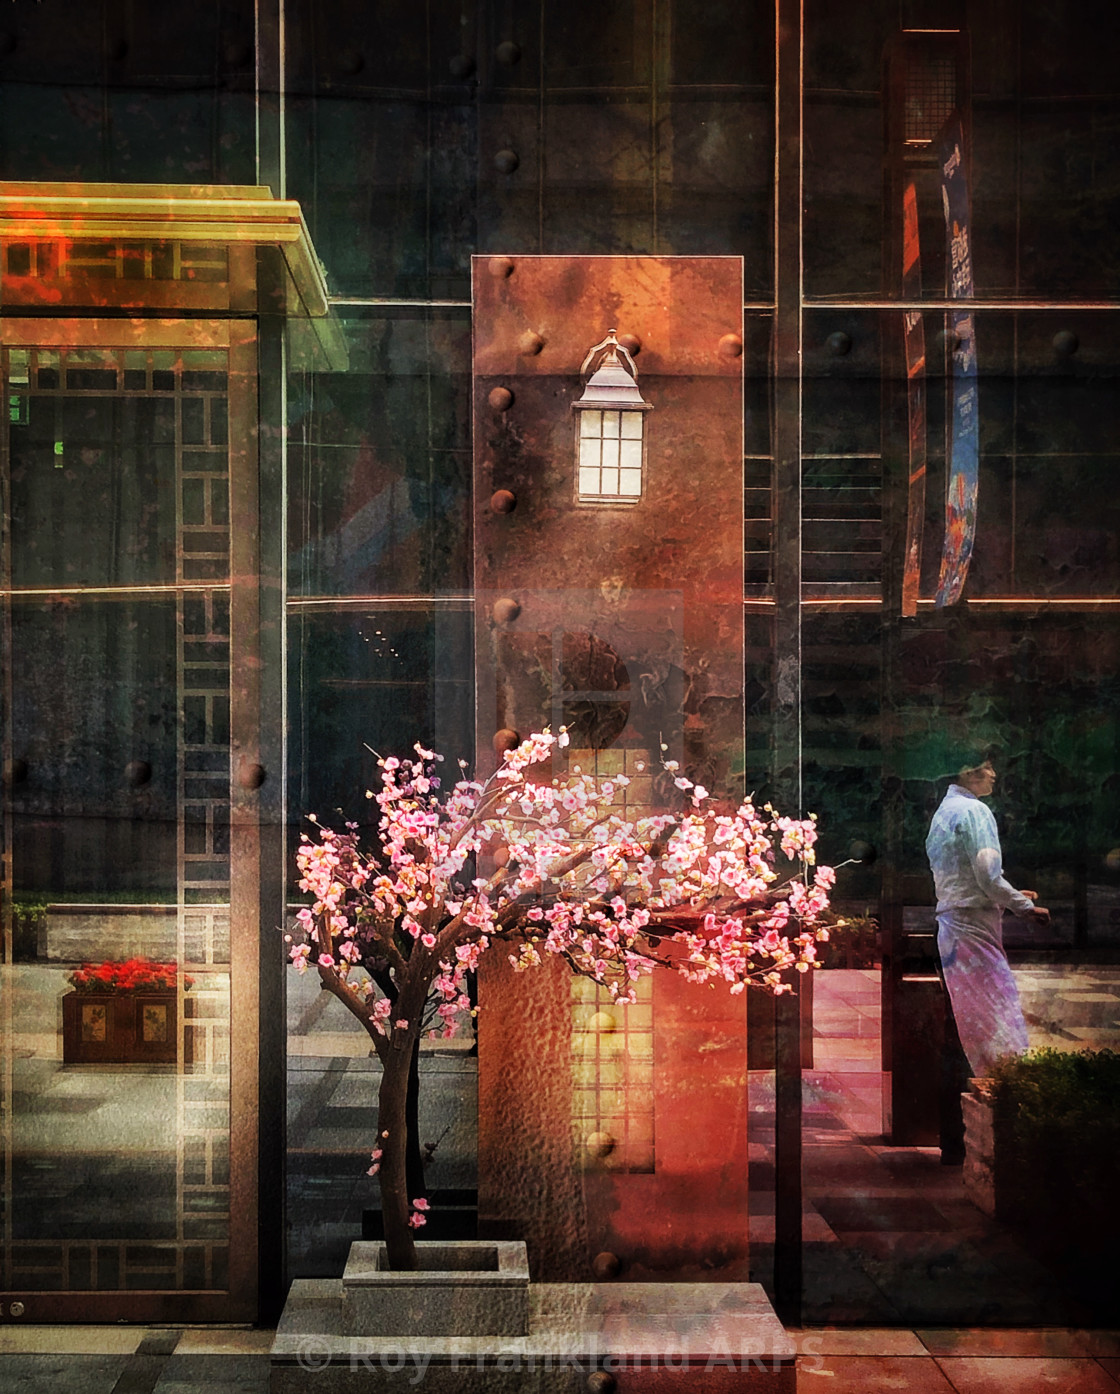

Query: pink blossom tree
[[288, 729, 837, 1270]]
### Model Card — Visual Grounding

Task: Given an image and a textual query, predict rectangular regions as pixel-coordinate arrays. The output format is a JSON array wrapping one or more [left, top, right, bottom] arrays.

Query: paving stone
[[0, 1353, 129, 1394], [787, 1326, 927, 1356], [795, 1353, 956, 1392], [916, 1327, 1094, 1356], [154, 1354, 271, 1392], [935, 1355, 1120, 1393]]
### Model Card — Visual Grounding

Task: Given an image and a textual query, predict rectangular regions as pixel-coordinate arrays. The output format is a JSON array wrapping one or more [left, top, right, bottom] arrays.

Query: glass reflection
[[2, 345, 233, 1296]]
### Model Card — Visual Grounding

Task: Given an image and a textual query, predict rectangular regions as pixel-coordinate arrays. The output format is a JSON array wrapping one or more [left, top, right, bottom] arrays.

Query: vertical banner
[[901, 181, 926, 617], [934, 113, 979, 607]]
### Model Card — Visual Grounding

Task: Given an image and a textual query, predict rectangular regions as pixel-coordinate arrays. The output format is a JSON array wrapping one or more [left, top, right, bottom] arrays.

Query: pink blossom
[[289, 732, 842, 1245]]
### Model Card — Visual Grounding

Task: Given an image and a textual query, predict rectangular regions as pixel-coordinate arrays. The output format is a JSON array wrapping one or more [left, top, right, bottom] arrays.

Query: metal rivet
[[591, 1251, 621, 1279], [490, 488, 516, 514], [9, 1301, 24, 1317], [586, 1131, 616, 1160], [1053, 329, 1079, 357], [488, 386, 514, 412], [492, 597, 521, 624], [1104, 848, 1120, 872], [125, 760, 152, 788], [587, 1373, 617, 1394], [496, 40, 521, 65], [449, 53, 475, 78], [718, 332, 743, 358], [238, 761, 267, 790], [849, 839, 876, 864], [4, 757, 28, 784], [827, 330, 852, 356], [518, 330, 544, 356], [492, 728, 520, 754], [494, 148, 519, 175], [590, 1010, 616, 1034], [488, 256, 514, 279], [617, 332, 641, 356], [338, 50, 364, 75]]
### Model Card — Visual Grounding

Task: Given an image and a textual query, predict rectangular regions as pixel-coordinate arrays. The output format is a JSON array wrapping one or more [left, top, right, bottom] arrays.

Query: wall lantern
[[572, 329, 652, 502]]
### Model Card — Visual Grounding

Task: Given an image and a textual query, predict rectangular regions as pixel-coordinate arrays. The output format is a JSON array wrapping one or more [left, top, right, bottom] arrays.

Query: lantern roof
[[574, 330, 652, 412]]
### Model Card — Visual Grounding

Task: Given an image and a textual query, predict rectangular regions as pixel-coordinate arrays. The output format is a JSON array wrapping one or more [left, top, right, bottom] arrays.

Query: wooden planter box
[[62, 991, 179, 1064]]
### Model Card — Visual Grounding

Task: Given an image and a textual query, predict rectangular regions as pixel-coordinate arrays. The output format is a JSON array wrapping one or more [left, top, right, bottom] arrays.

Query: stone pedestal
[[272, 1276, 796, 1392]]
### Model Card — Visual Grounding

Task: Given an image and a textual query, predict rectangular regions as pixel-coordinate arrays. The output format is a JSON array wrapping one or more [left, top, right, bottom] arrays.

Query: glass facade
[[1, 322, 254, 1315], [0, 0, 1117, 1331]]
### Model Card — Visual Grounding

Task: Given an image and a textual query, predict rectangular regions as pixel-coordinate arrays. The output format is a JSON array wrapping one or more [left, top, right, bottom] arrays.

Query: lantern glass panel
[[575, 402, 645, 502]]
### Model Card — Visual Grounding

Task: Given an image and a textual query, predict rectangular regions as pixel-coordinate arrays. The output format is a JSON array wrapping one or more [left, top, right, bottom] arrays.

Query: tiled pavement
[[2, 1325, 1120, 1391], [789, 1326, 1120, 1392]]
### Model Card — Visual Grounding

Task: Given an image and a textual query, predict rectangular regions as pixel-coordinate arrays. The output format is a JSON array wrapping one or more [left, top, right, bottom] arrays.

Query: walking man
[[926, 755, 1049, 1161]]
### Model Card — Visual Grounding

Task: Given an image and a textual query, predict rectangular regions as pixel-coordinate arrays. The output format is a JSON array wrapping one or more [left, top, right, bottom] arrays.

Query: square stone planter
[[341, 1239, 529, 1337]]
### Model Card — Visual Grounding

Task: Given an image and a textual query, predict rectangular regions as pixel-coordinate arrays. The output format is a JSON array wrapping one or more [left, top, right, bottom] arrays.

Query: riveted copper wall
[[473, 255, 749, 1282], [472, 254, 745, 793]]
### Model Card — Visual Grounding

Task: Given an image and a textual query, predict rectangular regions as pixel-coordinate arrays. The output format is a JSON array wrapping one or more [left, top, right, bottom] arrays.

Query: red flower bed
[[67, 957, 192, 994]]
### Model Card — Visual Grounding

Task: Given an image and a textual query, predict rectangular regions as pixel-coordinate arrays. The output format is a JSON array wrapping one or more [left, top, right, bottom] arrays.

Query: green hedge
[[986, 1048, 1120, 1313]]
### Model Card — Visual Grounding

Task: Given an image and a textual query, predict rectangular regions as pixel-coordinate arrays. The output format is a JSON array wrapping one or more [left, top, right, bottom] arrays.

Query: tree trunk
[[405, 1039, 425, 1200], [377, 1044, 417, 1269]]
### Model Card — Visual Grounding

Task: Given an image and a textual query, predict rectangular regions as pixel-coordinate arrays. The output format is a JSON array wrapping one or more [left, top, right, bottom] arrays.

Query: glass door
[[0, 319, 259, 1321]]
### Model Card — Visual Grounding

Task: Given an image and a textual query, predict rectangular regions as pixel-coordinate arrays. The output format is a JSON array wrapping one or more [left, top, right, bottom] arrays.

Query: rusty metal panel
[[472, 254, 745, 793], [473, 255, 749, 1283]]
